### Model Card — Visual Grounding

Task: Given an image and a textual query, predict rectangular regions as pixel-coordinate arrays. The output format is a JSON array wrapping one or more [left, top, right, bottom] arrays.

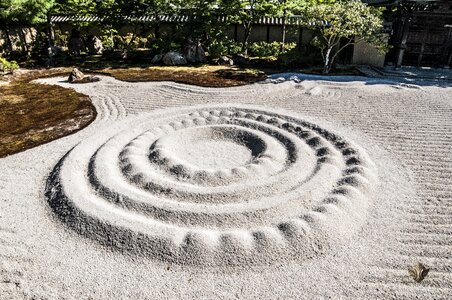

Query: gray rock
[[185, 40, 207, 63], [163, 52, 187, 65], [87, 36, 103, 55], [218, 56, 234, 66], [68, 68, 85, 83], [185, 44, 196, 63], [231, 54, 248, 66], [195, 42, 207, 63], [68, 68, 101, 83], [68, 35, 84, 57], [85, 75, 101, 83], [151, 54, 164, 64], [69, 38, 83, 56], [46, 46, 63, 67]]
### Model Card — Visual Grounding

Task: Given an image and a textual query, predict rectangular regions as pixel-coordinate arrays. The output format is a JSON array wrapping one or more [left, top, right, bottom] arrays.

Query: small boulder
[[87, 36, 103, 55], [163, 52, 187, 65], [185, 43, 196, 63], [84, 75, 101, 83], [195, 42, 207, 63], [185, 40, 207, 63], [68, 68, 85, 83], [219, 56, 234, 66], [231, 54, 248, 66], [68, 68, 101, 83], [151, 54, 164, 64], [103, 50, 127, 60]]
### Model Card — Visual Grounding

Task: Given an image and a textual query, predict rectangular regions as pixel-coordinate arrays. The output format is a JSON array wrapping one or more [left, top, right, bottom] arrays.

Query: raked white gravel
[[0, 74, 451, 299]]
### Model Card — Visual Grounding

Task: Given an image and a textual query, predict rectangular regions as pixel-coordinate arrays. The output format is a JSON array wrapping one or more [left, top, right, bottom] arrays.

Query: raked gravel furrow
[[329, 91, 452, 298], [1, 75, 449, 299], [260, 79, 452, 298]]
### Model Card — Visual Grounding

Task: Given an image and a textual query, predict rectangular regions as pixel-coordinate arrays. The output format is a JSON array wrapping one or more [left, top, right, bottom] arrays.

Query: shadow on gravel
[[265, 71, 452, 88]]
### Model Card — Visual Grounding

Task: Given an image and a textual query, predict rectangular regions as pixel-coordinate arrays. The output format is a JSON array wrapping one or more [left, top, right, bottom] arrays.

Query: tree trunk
[[242, 22, 252, 56], [281, 20, 286, 53], [4, 27, 14, 53], [281, 6, 287, 53], [154, 14, 161, 39], [127, 25, 139, 53], [155, 22, 161, 39], [19, 28, 30, 54], [47, 12, 55, 48], [323, 46, 333, 74]]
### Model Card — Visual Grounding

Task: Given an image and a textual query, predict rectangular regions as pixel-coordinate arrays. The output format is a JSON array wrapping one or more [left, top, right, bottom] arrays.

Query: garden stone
[[68, 68, 101, 83], [163, 52, 187, 65], [69, 37, 84, 56], [151, 54, 164, 64], [219, 56, 234, 66], [185, 40, 207, 63], [185, 42, 196, 63], [68, 68, 85, 83], [103, 50, 127, 60], [86, 76, 101, 83], [87, 36, 103, 55], [231, 54, 248, 65], [195, 41, 207, 63]]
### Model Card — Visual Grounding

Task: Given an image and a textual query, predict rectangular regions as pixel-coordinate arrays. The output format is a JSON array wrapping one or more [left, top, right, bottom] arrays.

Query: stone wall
[[352, 39, 386, 67], [0, 27, 37, 53], [0, 23, 387, 68]]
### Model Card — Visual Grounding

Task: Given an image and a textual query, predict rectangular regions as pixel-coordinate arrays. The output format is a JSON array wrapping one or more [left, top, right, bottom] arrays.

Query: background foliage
[[0, 0, 386, 70]]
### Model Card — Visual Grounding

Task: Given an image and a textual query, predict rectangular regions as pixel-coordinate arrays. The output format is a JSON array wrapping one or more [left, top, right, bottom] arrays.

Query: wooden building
[[45, 1, 452, 68], [371, 0, 452, 68]]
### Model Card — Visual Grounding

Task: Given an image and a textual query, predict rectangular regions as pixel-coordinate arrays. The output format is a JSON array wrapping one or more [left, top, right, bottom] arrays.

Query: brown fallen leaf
[[409, 262, 429, 283]]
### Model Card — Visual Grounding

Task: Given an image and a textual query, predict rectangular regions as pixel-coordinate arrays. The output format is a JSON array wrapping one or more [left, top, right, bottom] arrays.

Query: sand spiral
[[46, 105, 377, 265]]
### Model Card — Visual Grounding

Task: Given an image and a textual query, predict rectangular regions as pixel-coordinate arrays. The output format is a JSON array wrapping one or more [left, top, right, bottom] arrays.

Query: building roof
[[362, 0, 437, 6], [50, 15, 327, 26], [50, 1, 438, 26], [362, 0, 398, 5]]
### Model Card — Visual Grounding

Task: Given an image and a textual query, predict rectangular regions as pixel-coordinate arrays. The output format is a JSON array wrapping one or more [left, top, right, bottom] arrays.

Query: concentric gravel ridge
[[46, 104, 377, 266]]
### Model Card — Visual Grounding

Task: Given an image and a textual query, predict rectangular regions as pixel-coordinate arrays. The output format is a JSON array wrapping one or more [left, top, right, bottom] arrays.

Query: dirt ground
[[0, 70, 96, 158], [0, 65, 267, 157]]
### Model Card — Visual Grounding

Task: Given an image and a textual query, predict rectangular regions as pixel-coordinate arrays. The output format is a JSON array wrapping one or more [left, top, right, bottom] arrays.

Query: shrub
[[278, 45, 323, 68], [249, 41, 278, 57], [54, 29, 69, 48], [99, 28, 117, 51], [149, 34, 182, 54], [30, 31, 49, 61], [113, 33, 148, 51], [0, 56, 19, 73], [249, 41, 297, 58], [207, 39, 244, 58], [227, 41, 243, 56], [207, 40, 228, 59]]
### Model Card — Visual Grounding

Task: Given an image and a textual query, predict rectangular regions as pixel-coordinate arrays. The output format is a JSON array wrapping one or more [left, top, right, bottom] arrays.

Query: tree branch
[[330, 37, 354, 64]]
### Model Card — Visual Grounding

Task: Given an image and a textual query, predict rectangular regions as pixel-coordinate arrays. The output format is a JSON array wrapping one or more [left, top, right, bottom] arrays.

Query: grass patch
[[0, 74, 96, 158], [0, 61, 362, 158], [0, 64, 265, 157], [97, 65, 267, 87]]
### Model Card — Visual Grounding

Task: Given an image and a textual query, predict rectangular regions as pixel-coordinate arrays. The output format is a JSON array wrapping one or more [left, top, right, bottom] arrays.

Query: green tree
[[303, 0, 386, 74], [174, 0, 223, 44], [275, 0, 309, 53], [222, 0, 281, 56], [101, 0, 173, 51], [54, 0, 97, 15], [0, 0, 55, 53]]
